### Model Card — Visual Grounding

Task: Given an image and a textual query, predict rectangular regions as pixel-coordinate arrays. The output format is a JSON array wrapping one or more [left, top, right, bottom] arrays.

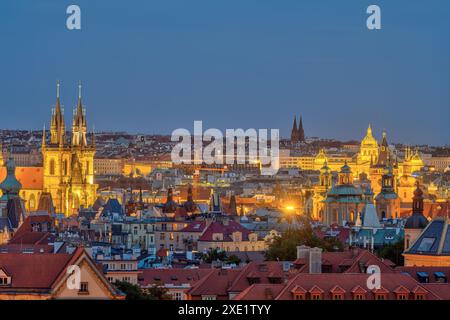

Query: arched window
[[86, 161, 90, 174], [29, 194, 36, 210], [63, 159, 68, 176], [334, 210, 339, 223], [49, 159, 55, 175]]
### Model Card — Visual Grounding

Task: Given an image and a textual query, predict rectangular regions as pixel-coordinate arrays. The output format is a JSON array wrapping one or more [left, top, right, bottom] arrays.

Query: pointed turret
[[298, 115, 305, 142], [405, 182, 428, 229], [290, 116, 299, 143], [376, 131, 390, 166], [72, 81, 88, 147], [50, 81, 66, 145], [183, 184, 197, 213], [41, 125, 46, 150]]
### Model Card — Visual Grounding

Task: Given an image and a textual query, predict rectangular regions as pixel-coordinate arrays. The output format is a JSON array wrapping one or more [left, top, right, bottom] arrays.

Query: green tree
[[376, 239, 404, 266], [201, 248, 227, 263], [226, 254, 242, 265], [265, 224, 343, 261], [114, 280, 171, 300]]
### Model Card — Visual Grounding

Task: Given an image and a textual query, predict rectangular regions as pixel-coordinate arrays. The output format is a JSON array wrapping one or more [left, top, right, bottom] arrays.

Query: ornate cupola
[[319, 161, 332, 189], [405, 182, 428, 229], [0, 157, 22, 200], [338, 161, 353, 185], [163, 187, 178, 213], [183, 184, 197, 213], [381, 165, 395, 192]]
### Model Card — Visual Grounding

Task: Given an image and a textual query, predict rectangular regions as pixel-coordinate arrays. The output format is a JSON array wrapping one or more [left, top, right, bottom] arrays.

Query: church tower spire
[[72, 81, 87, 147], [50, 80, 66, 145], [290, 116, 298, 143], [298, 115, 305, 142]]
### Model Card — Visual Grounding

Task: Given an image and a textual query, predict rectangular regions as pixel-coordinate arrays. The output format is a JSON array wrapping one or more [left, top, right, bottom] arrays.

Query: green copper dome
[[0, 157, 22, 199]]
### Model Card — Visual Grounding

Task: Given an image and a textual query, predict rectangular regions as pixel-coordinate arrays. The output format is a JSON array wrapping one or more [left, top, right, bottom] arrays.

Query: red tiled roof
[[228, 261, 297, 293], [9, 214, 55, 245], [198, 221, 253, 242], [0, 253, 72, 288], [188, 269, 241, 297], [396, 266, 450, 283], [234, 284, 285, 300], [293, 248, 395, 274], [274, 273, 440, 300], [422, 283, 450, 300], [181, 221, 207, 233]]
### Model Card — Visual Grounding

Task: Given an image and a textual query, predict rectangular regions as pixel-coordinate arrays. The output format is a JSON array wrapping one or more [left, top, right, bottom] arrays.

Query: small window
[[293, 293, 305, 300], [397, 293, 408, 300], [79, 282, 89, 294]]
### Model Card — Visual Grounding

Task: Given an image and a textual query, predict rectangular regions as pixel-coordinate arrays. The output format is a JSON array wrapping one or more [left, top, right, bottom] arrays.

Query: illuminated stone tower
[[312, 161, 332, 220], [42, 81, 97, 216]]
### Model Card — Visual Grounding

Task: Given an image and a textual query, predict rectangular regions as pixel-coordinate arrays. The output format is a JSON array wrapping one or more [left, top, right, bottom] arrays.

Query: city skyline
[[1, 1, 449, 145]]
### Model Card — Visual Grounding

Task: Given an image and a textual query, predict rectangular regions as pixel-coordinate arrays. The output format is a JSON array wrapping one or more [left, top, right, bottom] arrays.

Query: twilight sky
[[0, 0, 449, 145]]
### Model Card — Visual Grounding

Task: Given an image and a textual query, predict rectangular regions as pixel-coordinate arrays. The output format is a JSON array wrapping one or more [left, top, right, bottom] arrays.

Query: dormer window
[[293, 293, 305, 300], [0, 276, 11, 286], [0, 268, 12, 286], [397, 293, 408, 300]]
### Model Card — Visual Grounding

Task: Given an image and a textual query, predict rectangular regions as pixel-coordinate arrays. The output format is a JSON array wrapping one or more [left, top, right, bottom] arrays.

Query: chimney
[[309, 247, 322, 274], [296, 245, 310, 260]]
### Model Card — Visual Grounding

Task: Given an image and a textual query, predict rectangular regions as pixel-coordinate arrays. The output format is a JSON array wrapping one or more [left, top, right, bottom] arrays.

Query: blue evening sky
[[0, 0, 449, 145]]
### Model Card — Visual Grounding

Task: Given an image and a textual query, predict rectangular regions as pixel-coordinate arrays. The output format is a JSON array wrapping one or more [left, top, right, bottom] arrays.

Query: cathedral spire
[[72, 81, 88, 147], [50, 80, 66, 145], [367, 124, 373, 137], [298, 115, 305, 142], [42, 124, 46, 149], [291, 116, 298, 142]]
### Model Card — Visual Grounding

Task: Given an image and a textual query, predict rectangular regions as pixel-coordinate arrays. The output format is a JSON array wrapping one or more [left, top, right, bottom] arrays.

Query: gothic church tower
[[42, 81, 97, 216]]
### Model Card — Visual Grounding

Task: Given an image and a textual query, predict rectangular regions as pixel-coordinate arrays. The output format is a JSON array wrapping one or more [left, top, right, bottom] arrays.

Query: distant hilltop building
[[290, 115, 305, 144]]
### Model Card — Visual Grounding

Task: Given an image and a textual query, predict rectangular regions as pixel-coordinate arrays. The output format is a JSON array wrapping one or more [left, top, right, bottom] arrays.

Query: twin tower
[[42, 81, 97, 216]]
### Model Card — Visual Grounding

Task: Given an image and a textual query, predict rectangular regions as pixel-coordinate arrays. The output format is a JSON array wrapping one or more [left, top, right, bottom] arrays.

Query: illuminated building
[[403, 184, 450, 266], [404, 183, 429, 252], [41, 82, 97, 216], [356, 124, 379, 175], [322, 163, 365, 225], [375, 166, 400, 219], [290, 115, 305, 144], [312, 161, 332, 221]]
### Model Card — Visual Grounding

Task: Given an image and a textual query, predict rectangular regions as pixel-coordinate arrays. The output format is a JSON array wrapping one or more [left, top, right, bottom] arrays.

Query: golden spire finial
[[78, 80, 82, 99], [56, 80, 60, 98]]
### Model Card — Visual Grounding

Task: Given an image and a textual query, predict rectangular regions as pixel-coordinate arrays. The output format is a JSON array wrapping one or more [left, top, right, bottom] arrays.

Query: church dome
[[0, 157, 22, 196], [404, 214, 428, 229], [360, 124, 379, 148]]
